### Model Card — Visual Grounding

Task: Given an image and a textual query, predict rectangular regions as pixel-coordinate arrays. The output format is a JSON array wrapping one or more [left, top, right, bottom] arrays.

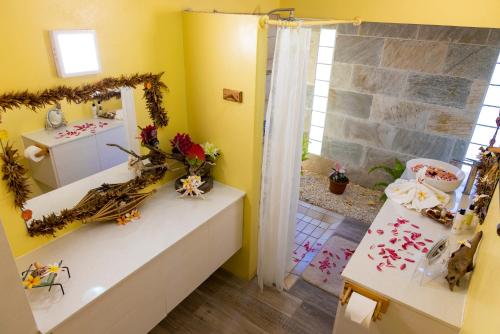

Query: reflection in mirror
[[20, 88, 135, 198]]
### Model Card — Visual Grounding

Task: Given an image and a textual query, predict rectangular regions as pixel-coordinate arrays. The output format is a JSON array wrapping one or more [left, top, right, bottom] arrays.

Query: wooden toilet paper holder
[[340, 281, 390, 321], [34, 144, 49, 158]]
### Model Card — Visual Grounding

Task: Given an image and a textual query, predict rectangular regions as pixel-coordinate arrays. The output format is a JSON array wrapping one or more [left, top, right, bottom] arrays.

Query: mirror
[[45, 103, 67, 129], [17, 88, 135, 198]]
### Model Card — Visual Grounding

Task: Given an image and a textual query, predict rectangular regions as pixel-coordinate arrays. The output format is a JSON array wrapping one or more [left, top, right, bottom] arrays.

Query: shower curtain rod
[[259, 15, 362, 28]]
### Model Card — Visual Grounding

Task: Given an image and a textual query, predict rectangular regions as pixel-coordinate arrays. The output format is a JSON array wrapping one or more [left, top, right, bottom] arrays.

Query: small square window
[[484, 85, 500, 107], [315, 64, 332, 81], [311, 111, 326, 127], [309, 125, 324, 141], [313, 80, 330, 97], [491, 64, 500, 85], [471, 124, 498, 146], [312, 96, 328, 112], [51, 30, 101, 78], [317, 47, 334, 64], [466, 143, 483, 161], [477, 106, 500, 126], [308, 140, 322, 155], [319, 29, 336, 47]]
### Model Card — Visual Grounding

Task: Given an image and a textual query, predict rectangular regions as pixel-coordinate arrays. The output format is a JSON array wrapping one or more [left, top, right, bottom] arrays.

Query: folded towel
[[385, 168, 449, 211]]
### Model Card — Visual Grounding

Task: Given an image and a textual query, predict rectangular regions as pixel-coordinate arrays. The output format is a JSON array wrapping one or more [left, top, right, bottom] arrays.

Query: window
[[308, 28, 336, 155], [50, 30, 101, 78], [465, 52, 500, 160]]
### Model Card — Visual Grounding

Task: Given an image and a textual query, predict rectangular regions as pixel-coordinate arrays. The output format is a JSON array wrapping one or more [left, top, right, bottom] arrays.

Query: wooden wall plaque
[[223, 88, 243, 103]]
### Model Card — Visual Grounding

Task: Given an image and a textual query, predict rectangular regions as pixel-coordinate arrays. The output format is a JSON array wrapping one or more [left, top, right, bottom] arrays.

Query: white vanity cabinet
[[15, 164, 245, 334], [334, 197, 472, 334], [22, 120, 129, 189]]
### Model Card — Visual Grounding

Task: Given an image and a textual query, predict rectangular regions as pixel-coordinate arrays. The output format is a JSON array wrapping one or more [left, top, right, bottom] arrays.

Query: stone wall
[[304, 23, 500, 187]]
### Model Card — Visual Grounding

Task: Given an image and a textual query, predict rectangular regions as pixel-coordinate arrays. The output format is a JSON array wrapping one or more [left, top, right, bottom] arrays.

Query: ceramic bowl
[[406, 158, 465, 193]]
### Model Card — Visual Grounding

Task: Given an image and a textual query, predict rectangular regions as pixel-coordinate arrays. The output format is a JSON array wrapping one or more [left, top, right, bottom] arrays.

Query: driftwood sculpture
[[445, 231, 483, 291]]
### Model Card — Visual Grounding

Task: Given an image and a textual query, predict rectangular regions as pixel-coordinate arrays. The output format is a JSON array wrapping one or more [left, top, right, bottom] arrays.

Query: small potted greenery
[[329, 164, 349, 194]]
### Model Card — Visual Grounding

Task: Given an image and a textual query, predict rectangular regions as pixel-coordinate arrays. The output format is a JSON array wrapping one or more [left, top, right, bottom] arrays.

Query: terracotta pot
[[175, 174, 214, 194], [329, 179, 348, 195]]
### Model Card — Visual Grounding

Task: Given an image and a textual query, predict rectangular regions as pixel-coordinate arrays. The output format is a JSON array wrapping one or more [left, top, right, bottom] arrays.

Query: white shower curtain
[[258, 26, 311, 290]]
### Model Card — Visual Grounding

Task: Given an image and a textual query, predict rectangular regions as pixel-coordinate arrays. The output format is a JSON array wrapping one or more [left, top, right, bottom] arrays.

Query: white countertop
[[22, 118, 124, 148], [342, 190, 473, 329], [17, 164, 245, 333]]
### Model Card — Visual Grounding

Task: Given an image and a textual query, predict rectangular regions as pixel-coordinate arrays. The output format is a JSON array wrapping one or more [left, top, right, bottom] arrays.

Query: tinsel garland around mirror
[[0, 72, 169, 127], [0, 141, 31, 209], [474, 148, 499, 223]]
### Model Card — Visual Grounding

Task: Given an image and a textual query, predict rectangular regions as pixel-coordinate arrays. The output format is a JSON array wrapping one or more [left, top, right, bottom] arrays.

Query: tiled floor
[[290, 201, 345, 276]]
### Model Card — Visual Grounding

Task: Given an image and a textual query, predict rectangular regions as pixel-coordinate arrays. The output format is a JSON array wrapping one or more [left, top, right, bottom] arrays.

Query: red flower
[[140, 125, 159, 146], [186, 144, 205, 161], [170, 133, 193, 154]]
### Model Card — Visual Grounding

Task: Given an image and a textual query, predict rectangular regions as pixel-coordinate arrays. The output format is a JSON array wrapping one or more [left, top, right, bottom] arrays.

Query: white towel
[[385, 168, 449, 211]]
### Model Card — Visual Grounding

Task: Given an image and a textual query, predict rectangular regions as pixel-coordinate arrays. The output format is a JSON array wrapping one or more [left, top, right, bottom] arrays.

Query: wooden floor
[[150, 269, 339, 334]]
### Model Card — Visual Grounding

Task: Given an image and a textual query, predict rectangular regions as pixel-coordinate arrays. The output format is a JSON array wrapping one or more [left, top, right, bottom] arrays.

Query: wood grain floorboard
[[150, 269, 338, 334]]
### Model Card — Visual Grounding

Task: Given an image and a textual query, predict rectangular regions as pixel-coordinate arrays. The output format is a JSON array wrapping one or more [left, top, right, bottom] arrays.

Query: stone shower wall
[[304, 23, 500, 187]]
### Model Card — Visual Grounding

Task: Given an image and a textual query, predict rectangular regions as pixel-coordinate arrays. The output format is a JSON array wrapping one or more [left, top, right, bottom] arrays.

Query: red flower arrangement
[[140, 125, 159, 147], [169, 133, 220, 172], [170, 133, 193, 154], [186, 144, 206, 162], [169, 133, 221, 194]]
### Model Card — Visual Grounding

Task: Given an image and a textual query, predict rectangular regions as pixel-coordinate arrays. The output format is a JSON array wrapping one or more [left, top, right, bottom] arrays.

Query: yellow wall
[[280, 0, 500, 28], [0, 0, 277, 258], [461, 185, 500, 334], [183, 12, 266, 279]]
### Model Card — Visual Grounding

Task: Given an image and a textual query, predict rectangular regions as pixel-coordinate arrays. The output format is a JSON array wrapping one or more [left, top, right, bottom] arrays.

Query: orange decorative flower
[[22, 209, 33, 221], [117, 216, 129, 225], [145, 82, 153, 90], [130, 209, 141, 220]]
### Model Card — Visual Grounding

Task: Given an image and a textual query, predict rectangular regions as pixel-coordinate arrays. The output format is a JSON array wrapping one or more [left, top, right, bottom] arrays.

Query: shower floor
[[299, 172, 384, 224]]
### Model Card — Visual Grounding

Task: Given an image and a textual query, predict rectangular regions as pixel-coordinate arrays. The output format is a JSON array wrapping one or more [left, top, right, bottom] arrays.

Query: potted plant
[[169, 133, 221, 194], [329, 165, 349, 194]]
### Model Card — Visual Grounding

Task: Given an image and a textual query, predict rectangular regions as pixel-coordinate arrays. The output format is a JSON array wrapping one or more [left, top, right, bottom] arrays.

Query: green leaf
[[373, 181, 389, 189], [368, 165, 394, 177], [379, 193, 388, 201]]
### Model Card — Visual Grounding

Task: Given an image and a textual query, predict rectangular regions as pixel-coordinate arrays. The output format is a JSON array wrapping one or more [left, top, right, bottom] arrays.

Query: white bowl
[[406, 158, 465, 193]]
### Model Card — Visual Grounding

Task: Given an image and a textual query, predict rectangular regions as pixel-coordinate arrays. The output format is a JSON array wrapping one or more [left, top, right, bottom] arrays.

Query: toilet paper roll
[[345, 292, 377, 329], [24, 145, 45, 163]]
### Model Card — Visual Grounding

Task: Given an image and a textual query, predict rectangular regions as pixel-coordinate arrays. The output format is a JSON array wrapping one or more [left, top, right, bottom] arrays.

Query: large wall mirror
[[21, 88, 137, 196], [0, 84, 148, 209]]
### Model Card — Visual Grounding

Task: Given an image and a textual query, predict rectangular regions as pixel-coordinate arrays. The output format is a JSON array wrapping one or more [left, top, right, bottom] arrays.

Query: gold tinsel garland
[[0, 72, 169, 127], [0, 142, 31, 209], [474, 149, 499, 223]]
